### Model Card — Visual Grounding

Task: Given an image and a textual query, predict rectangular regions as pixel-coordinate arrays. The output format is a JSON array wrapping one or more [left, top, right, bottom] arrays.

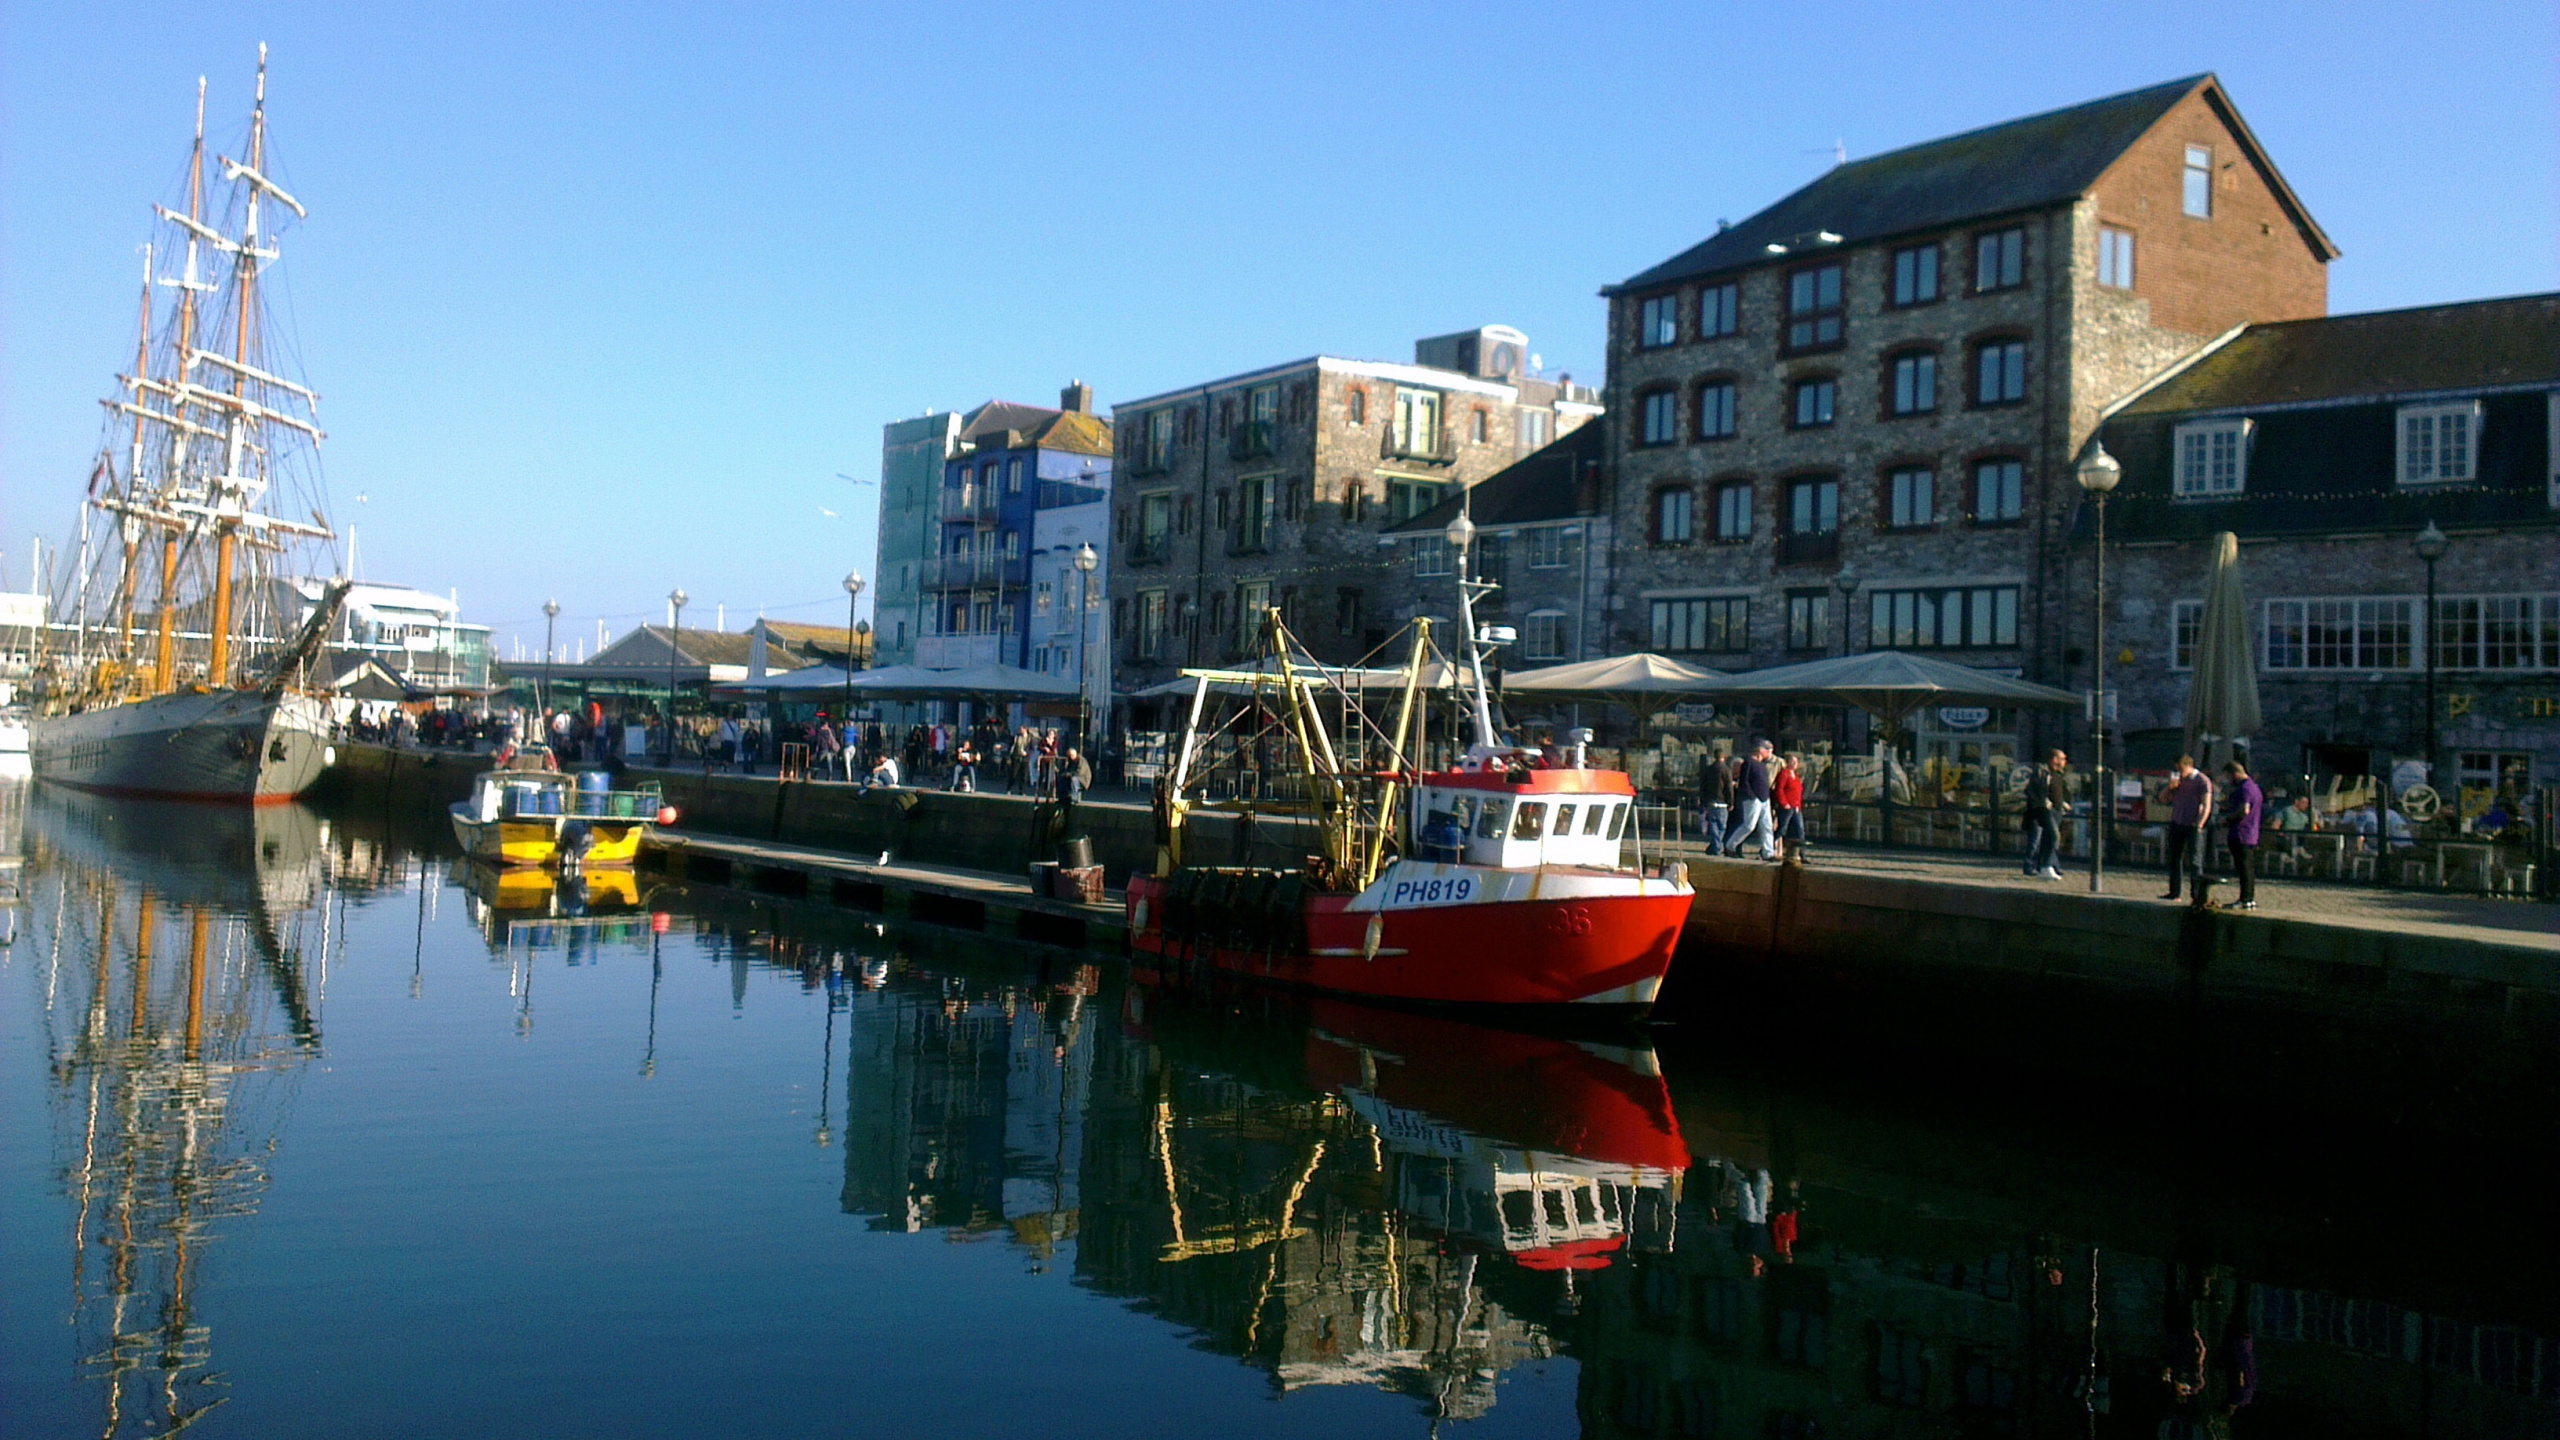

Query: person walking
[[2160, 754, 2214, 903], [1697, 749, 1735, 852], [2223, 759, 2265, 909], [1773, 754, 1807, 863], [716, 715, 742, 773], [2022, 749, 2067, 879], [1725, 740, 1777, 861]]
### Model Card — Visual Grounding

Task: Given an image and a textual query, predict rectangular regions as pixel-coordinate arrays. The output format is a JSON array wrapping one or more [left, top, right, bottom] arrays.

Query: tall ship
[[28, 48, 345, 805], [1125, 512, 1695, 1015]]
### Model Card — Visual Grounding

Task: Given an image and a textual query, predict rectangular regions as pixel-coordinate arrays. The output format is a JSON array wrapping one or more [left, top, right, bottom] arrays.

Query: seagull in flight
[[819, 507, 838, 519]]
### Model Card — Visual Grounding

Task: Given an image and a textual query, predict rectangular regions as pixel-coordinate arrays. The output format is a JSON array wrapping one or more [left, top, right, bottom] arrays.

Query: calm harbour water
[[2, 781, 2553, 1440]]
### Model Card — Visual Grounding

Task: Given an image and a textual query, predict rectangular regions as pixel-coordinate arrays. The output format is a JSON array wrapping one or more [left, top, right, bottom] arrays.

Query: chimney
[[1060, 380, 1094, 415]]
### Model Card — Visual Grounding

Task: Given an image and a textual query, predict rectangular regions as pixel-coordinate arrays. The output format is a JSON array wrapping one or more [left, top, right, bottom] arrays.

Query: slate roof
[[593, 625, 812, 671], [1611, 74, 2332, 294], [1388, 422, 1604, 535], [959, 400, 1062, 443], [2117, 293, 2560, 415]]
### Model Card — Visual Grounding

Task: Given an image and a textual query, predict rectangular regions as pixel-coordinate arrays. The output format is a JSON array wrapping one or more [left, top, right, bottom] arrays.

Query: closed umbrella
[[2183, 531, 2261, 772]]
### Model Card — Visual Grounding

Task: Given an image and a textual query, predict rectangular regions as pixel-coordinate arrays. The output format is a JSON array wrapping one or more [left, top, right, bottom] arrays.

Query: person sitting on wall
[[868, 752, 901, 788]]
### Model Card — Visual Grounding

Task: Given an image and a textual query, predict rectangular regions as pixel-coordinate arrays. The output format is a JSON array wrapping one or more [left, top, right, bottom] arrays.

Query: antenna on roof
[[1803, 138, 1846, 166]]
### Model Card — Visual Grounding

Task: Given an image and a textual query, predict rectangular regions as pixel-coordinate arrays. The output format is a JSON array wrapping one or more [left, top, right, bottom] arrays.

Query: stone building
[[2087, 293, 2559, 799], [1381, 421, 1613, 671], [1596, 74, 2333, 763], [1108, 329, 1599, 719]]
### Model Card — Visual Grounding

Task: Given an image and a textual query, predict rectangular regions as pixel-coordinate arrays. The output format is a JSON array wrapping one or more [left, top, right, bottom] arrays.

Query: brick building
[[2088, 293, 2559, 800], [1108, 329, 1598, 718], [1596, 74, 2333, 762]]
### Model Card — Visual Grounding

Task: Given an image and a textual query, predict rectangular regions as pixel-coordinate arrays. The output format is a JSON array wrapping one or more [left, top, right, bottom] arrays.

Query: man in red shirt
[[2161, 754, 2215, 903]]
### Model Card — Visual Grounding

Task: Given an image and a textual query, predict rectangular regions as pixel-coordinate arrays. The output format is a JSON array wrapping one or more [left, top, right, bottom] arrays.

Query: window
[[1974, 339, 2026, 405], [1870, 585, 2020, 649], [2435, 594, 2560, 670], [1213, 489, 1230, 532], [1339, 480, 1368, 523], [1791, 377, 1836, 428], [1699, 281, 1739, 337], [1884, 466, 1934, 529], [1638, 295, 1679, 347], [1001, 528, 1021, 560], [2174, 419, 2250, 497], [2172, 598, 2201, 669], [1528, 527, 1568, 568], [1713, 482, 1753, 540], [1006, 458, 1025, 493], [1785, 263, 1845, 351], [1651, 596, 1749, 653], [1787, 476, 1838, 534], [2099, 226, 2137, 289], [1524, 611, 1566, 660], [1654, 487, 1694, 544], [1639, 389, 1679, 446], [1518, 408, 1550, 449], [2266, 598, 2415, 670], [1234, 475, 1273, 552], [1696, 380, 1736, 439], [1392, 388, 1443, 457], [1141, 409, 1172, 471], [1875, 1325, 1928, 1407], [1283, 476, 1306, 523], [1975, 226, 2024, 291], [1286, 381, 1310, 423], [1249, 384, 1278, 425], [1891, 243, 1940, 305], [1890, 352, 1937, 415], [2183, 144, 2212, 218], [2458, 751, 2538, 796], [1345, 387, 1367, 425], [1176, 494, 1193, 533], [1215, 397, 1234, 437], [1334, 587, 1363, 637], [1034, 580, 1053, 613], [1972, 459, 2024, 521], [1234, 579, 1270, 651], [1135, 591, 1167, 657], [1468, 408, 1488, 444], [1388, 478, 1447, 521], [1178, 407, 1198, 445], [1787, 591, 1831, 650], [1412, 536, 1452, 577], [2398, 401, 2481, 485]]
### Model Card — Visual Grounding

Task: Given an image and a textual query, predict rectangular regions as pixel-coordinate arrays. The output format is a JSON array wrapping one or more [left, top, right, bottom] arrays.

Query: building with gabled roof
[[1596, 73, 2333, 769], [1381, 422, 1612, 672]]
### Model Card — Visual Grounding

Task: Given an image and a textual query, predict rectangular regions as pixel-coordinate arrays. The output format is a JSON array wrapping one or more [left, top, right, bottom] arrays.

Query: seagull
[[819, 507, 838, 519]]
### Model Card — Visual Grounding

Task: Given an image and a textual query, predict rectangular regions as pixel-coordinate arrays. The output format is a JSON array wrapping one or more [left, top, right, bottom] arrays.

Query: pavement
[[1654, 833, 2558, 951]]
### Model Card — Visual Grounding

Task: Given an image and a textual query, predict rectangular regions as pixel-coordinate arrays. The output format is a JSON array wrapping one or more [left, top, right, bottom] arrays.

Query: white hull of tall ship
[[29, 690, 333, 805]]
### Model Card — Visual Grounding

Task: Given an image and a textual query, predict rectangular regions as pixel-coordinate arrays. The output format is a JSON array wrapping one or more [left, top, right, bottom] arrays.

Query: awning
[[1692, 650, 2079, 732]]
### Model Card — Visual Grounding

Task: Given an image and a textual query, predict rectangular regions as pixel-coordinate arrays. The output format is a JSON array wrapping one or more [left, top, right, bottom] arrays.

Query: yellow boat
[[448, 757, 663, 868]]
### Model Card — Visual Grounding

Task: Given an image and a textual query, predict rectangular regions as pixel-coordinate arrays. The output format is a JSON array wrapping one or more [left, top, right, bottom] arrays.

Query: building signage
[[1937, 706, 1990, 730]]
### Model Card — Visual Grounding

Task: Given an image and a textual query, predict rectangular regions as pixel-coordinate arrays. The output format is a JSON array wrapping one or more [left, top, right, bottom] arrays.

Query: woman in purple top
[[2223, 760, 2266, 909]]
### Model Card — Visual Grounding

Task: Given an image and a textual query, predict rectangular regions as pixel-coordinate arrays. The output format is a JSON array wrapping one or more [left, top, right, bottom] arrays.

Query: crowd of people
[[1692, 739, 1812, 863]]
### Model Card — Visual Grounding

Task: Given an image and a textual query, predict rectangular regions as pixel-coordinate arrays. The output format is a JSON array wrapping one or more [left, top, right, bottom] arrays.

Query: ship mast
[[152, 77, 209, 695], [204, 46, 271, 689]]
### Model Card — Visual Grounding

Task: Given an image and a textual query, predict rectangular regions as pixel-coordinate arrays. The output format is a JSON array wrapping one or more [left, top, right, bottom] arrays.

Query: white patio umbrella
[[2183, 531, 2261, 772], [1500, 652, 1730, 729]]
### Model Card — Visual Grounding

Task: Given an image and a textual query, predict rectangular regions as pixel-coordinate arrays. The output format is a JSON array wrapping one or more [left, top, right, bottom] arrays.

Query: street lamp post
[[2414, 521, 2447, 793], [855, 568, 875, 763], [664, 587, 688, 766], [540, 599, 560, 718], [1830, 565, 1859, 795], [1073, 543, 1098, 753], [2076, 441, 2121, 894]]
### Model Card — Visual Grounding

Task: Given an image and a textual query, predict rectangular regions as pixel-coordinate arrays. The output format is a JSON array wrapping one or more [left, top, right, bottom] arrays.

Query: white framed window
[[1528, 527, 1568, 569], [1518, 408, 1551, 449], [1412, 536, 1451, 577], [2173, 418, 2250, 497], [2182, 145, 2212, 218], [2433, 593, 2560, 671], [2098, 226, 2136, 289], [2399, 401, 2481, 485], [1523, 610, 1567, 660], [2264, 597, 2415, 671], [2170, 599, 2201, 670]]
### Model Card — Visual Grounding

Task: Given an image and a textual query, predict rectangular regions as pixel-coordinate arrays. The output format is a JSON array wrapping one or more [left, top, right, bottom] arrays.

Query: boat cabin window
[[1552, 802, 1578, 836], [1511, 801, 1546, 841], [1607, 804, 1627, 839], [1473, 799, 1510, 841], [1583, 803, 1607, 836]]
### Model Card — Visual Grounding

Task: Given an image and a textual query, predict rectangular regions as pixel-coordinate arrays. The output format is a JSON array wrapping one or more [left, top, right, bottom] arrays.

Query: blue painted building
[[915, 382, 1114, 682]]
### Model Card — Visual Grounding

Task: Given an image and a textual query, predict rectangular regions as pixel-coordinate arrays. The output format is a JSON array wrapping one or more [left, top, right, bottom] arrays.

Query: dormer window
[[2399, 401, 2481, 486], [2173, 418, 2250, 498]]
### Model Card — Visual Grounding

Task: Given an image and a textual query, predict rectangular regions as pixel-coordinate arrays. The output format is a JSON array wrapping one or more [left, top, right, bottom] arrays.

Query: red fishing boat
[[1124, 513, 1693, 1016]]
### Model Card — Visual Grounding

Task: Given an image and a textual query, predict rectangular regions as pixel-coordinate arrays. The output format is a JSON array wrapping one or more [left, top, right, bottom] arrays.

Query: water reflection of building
[[22, 787, 325, 1437]]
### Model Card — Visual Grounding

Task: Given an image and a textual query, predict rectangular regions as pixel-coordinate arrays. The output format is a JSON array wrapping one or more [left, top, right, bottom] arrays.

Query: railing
[[1777, 529, 1840, 564], [922, 552, 1014, 590], [1229, 420, 1277, 460], [1227, 517, 1273, 556], [1128, 534, 1172, 565], [1383, 426, 1452, 463], [939, 487, 1001, 523], [1126, 448, 1172, 478]]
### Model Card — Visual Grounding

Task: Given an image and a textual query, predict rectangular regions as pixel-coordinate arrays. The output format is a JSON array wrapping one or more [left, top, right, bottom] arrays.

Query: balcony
[[1228, 419, 1277, 461], [1128, 534, 1172, 565], [1126, 447, 1172, 478], [923, 552, 1018, 590], [1383, 426, 1452, 464], [1777, 529, 1840, 565], [916, 633, 1010, 669], [939, 487, 1000, 524], [1226, 518, 1273, 556]]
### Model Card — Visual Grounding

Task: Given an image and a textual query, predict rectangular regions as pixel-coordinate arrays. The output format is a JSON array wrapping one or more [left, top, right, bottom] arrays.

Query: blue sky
[[4, 0, 2552, 658]]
